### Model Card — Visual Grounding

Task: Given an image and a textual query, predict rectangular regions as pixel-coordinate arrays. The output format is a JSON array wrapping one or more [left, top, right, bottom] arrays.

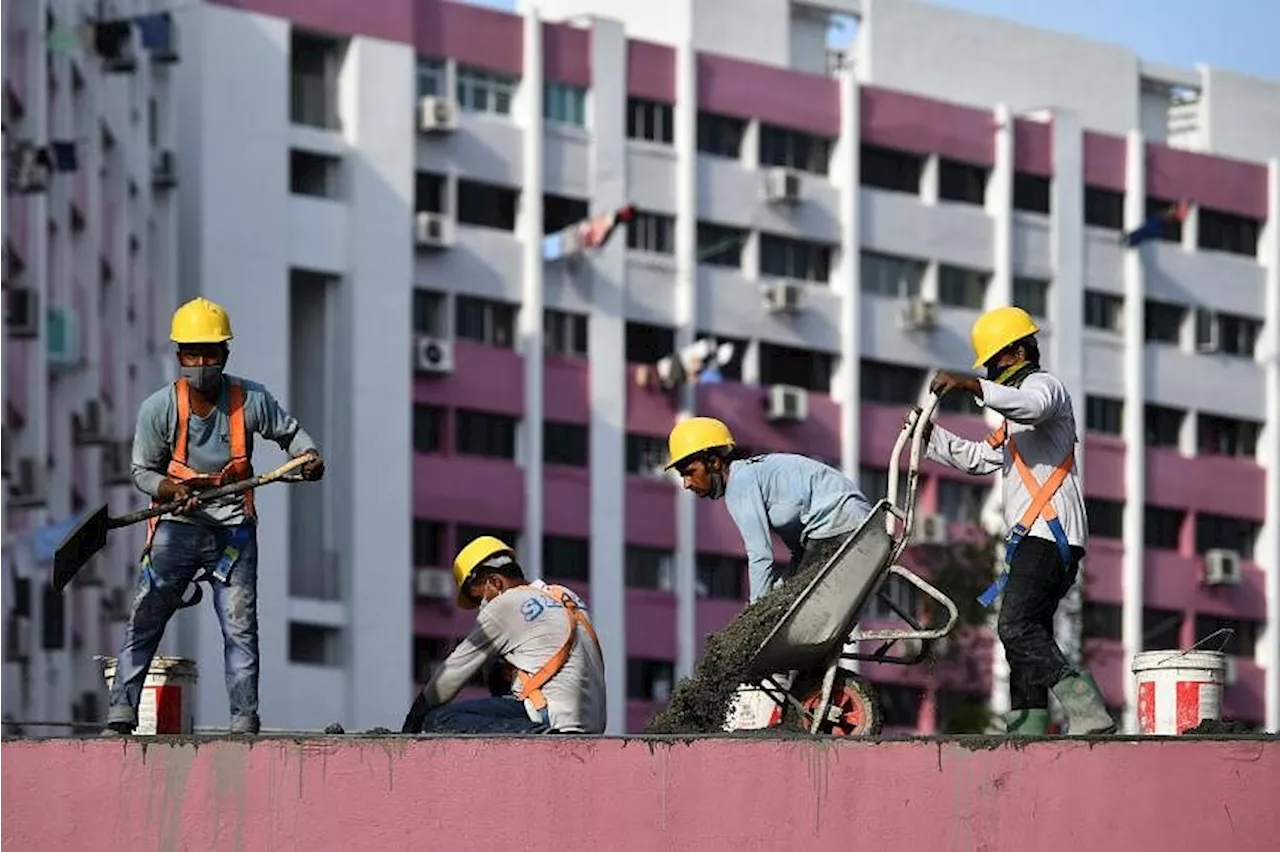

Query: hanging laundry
[[134, 12, 174, 52], [1124, 199, 1190, 247], [48, 140, 79, 173], [543, 204, 634, 262]]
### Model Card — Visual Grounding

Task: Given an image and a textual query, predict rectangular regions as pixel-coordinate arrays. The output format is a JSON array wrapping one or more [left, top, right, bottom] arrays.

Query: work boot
[[229, 714, 261, 735], [1003, 708, 1050, 736], [1051, 672, 1117, 735], [101, 720, 134, 737]]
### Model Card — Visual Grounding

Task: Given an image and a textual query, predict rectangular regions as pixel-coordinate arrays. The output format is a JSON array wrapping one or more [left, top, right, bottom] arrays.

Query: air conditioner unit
[[762, 280, 804, 314], [74, 399, 113, 446], [899, 296, 939, 331], [7, 457, 48, 509], [413, 335, 454, 375], [1203, 549, 1241, 586], [152, 150, 177, 190], [1222, 655, 1238, 686], [102, 440, 133, 486], [762, 167, 802, 204], [415, 212, 456, 250], [419, 96, 459, 134], [913, 513, 949, 546], [4, 287, 40, 338], [415, 567, 454, 600], [766, 384, 809, 422]]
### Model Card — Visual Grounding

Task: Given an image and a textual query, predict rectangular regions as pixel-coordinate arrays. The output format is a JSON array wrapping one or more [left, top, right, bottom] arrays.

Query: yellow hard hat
[[453, 535, 515, 610], [170, 297, 234, 344], [970, 306, 1039, 368], [665, 416, 735, 470]]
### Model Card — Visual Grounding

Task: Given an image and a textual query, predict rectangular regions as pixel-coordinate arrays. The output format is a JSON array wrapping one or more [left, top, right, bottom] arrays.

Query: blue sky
[[464, 0, 1279, 82]]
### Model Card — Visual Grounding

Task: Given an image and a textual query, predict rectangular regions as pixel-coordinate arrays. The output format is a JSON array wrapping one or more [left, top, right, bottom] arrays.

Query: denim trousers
[[997, 536, 1084, 710], [107, 520, 260, 732], [419, 697, 550, 734]]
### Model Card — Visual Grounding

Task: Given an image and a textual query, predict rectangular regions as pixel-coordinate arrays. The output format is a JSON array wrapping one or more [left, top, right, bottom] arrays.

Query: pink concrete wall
[[417, 1, 523, 75], [416, 340, 523, 415], [627, 589, 676, 659], [544, 468, 589, 537], [1146, 448, 1265, 522], [626, 479, 677, 549], [1014, 117, 1052, 177], [1147, 142, 1269, 220], [6, 339, 29, 424], [1083, 131, 1127, 191], [545, 355, 590, 423], [861, 86, 994, 166], [415, 454, 524, 529], [697, 52, 840, 137], [698, 382, 841, 461], [5, 739, 1277, 851], [626, 369, 679, 434], [1083, 435, 1126, 500], [543, 23, 590, 86], [628, 40, 675, 103]]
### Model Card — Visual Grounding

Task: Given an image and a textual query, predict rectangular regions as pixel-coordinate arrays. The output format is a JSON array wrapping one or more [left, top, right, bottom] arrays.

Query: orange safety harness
[[514, 585, 602, 713]]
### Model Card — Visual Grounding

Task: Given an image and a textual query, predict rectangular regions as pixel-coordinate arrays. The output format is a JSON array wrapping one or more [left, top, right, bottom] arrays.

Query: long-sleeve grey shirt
[[724, 453, 874, 601], [926, 371, 1087, 550], [420, 581, 607, 734], [132, 375, 318, 527]]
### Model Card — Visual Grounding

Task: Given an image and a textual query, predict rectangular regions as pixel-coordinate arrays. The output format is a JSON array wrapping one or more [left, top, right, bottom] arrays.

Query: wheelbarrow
[[732, 392, 959, 736]]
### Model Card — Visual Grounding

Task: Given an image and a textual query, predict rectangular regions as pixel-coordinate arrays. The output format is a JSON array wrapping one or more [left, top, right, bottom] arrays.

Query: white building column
[[1120, 129, 1148, 734], [1262, 159, 1280, 733], [586, 16, 628, 734], [520, 10, 546, 581]]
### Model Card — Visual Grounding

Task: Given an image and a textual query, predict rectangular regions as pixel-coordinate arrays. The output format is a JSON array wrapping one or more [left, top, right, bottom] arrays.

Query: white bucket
[[1132, 650, 1225, 736], [97, 655, 198, 735], [723, 672, 792, 732]]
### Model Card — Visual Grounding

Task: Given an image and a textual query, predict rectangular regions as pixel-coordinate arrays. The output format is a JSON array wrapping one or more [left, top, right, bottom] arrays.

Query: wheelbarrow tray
[[745, 500, 896, 679]]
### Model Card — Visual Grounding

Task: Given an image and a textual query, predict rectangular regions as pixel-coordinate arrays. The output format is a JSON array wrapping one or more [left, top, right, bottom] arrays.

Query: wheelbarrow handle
[[107, 455, 313, 530]]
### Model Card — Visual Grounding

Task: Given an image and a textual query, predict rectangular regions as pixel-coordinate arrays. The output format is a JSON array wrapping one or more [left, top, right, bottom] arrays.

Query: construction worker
[[104, 297, 324, 735], [665, 417, 874, 602], [921, 305, 1116, 736], [401, 536, 607, 734]]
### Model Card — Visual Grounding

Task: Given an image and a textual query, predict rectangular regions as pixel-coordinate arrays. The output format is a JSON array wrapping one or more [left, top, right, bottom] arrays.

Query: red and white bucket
[[1132, 649, 1225, 735], [98, 655, 198, 735]]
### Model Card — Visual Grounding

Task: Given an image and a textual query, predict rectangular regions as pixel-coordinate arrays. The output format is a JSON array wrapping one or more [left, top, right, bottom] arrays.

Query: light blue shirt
[[131, 375, 318, 526], [723, 453, 873, 601]]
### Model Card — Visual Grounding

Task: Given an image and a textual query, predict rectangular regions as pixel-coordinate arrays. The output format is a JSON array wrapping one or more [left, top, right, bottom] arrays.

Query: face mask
[[181, 364, 225, 396]]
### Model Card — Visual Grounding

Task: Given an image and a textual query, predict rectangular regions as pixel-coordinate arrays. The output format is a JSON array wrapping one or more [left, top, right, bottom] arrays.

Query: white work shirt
[[926, 371, 1088, 551], [420, 580, 607, 734]]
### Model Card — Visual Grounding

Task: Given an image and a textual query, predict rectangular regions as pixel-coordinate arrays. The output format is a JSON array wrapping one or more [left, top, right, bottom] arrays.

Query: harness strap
[[515, 585, 602, 712]]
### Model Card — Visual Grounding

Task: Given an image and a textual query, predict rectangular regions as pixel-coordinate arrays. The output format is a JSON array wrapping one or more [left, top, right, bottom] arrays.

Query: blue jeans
[[107, 520, 260, 733], [420, 697, 550, 734]]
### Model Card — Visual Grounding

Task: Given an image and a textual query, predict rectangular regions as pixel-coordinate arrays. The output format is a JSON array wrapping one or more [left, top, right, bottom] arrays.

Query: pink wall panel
[[414, 454, 524, 529], [1082, 436, 1125, 500], [1145, 448, 1265, 521], [696, 599, 744, 652], [1013, 118, 1052, 177], [413, 599, 475, 641], [1083, 131, 1126, 191], [625, 479, 677, 548], [544, 355, 590, 424], [5, 340, 29, 424], [695, 498, 746, 555], [416, 0, 523, 75], [1146, 143, 1268, 220], [1222, 661, 1266, 723], [1082, 539, 1124, 601], [626, 371, 679, 435], [415, 342, 524, 416], [627, 40, 675, 102], [697, 52, 839, 137], [861, 86, 994, 166], [697, 383, 841, 462], [543, 23, 590, 86], [626, 590, 676, 659], [1083, 638, 1126, 705], [544, 469, 590, 537]]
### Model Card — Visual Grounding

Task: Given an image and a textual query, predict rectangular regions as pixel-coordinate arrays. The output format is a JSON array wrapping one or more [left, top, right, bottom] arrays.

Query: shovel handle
[[108, 455, 314, 529]]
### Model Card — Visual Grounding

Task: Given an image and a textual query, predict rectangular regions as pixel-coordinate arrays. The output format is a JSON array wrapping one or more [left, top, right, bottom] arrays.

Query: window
[[413, 404, 444, 453], [1142, 608, 1183, 651], [290, 31, 341, 129], [414, 636, 452, 683], [544, 82, 587, 127], [627, 98, 673, 144], [1197, 414, 1260, 459], [456, 65, 516, 116], [1144, 405, 1184, 447], [938, 264, 989, 309], [860, 251, 925, 299], [759, 234, 833, 283], [625, 322, 675, 364], [416, 58, 445, 98], [936, 479, 987, 524], [759, 343, 832, 392], [412, 519, 445, 566], [457, 524, 519, 554], [625, 547, 672, 591], [289, 150, 341, 198], [1194, 514, 1260, 560], [544, 421, 588, 467], [1144, 506, 1184, 550], [860, 360, 926, 404], [1085, 498, 1124, 539], [695, 331, 745, 381], [413, 289, 446, 336], [1084, 291, 1123, 332], [454, 410, 517, 459], [697, 112, 745, 158], [289, 623, 342, 666], [1194, 615, 1259, 658], [938, 159, 987, 205], [457, 179, 518, 231], [861, 145, 922, 194], [696, 222, 747, 268], [859, 466, 907, 504], [1085, 396, 1123, 435], [1013, 173, 1051, 214], [1202, 311, 1262, 358], [1145, 197, 1183, 243], [627, 658, 675, 701], [878, 683, 924, 728], [1013, 277, 1049, 319], [938, 391, 983, 415], [759, 124, 832, 175], [544, 193, 588, 234], [1144, 300, 1185, 343], [1084, 187, 1124, 230], [1198, 208, 1260, 257], [544, 309, 588, 357], [696, 554, 745, 599], [455, 296, 516, 348], [415, 172, 445, 214], [543, 536, 589, 583], [869, 574, 922, 620], [1082, 602, 1122, 641], [625, 433, 668, 475], [627, 211, 675, 254]]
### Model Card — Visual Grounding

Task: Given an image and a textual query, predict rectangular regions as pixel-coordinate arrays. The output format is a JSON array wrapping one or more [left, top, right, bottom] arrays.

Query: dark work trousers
[[997, 536, 1085, 710]]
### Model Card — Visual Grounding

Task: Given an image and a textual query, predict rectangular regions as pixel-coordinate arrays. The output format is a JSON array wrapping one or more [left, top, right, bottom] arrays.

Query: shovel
[[52, 455, 313, 591]]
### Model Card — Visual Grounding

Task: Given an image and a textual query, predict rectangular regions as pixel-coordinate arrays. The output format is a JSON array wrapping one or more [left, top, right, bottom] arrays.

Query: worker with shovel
[[401, 536, 607, 735], [919, 305, 1115, 736], [104, 297, 325, 736]]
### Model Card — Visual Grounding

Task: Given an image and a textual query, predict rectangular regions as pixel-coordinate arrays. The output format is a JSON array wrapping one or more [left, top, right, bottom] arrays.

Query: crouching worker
[[401, 536, 607, 735], [922, 306, 1116, 737]]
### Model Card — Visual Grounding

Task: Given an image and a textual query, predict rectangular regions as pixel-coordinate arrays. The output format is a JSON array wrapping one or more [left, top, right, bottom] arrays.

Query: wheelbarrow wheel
[[790, 672, 883, 737]]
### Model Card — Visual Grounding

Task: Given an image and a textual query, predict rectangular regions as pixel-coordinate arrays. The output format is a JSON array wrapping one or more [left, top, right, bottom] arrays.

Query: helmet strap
[[989, 360, 1039, 386]]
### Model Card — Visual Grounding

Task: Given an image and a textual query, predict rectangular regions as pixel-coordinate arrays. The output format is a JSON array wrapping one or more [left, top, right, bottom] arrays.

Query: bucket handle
[[1147, 628, 1235, 668]]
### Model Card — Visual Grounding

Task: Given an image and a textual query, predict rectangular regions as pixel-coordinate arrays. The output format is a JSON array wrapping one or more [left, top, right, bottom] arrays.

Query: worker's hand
[[929, 371, 981, 399], [299, 451, 325, 482], [905, 406, 934, 445], [157, 479, 200, 514]]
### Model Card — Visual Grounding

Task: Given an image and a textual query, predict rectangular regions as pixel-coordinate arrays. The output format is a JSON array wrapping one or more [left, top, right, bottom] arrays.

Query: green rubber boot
[[1004, 709, 1050, 736], [1051, 672, 1118, 735]]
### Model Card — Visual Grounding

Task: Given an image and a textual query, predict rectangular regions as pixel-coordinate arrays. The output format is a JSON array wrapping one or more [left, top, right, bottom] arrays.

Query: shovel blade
[[53, 506, 111, 591]]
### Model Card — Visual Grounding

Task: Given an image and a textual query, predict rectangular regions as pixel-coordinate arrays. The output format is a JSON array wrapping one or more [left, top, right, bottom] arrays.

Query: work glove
[[298, 451, 326, 482], [401, 691, 429, 734]]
